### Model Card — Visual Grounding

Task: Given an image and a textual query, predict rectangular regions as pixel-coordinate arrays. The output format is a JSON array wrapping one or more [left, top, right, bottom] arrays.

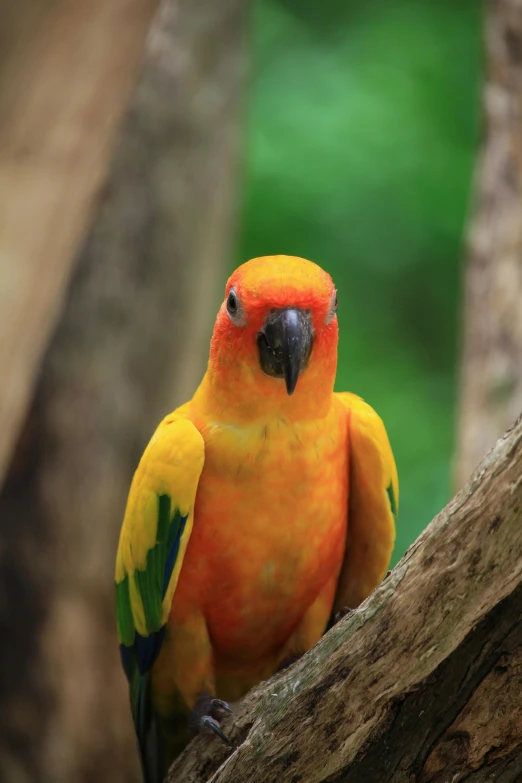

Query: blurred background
[[239, 0, 481, 561], [1, 0, 521, 781]]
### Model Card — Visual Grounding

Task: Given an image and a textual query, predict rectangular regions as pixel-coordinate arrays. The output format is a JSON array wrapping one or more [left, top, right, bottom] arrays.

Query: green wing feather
[[115, 416, 205, 783]]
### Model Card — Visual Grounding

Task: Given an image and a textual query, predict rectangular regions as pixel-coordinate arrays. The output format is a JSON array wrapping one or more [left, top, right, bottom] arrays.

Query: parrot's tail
[[132, 669, 166, 783]]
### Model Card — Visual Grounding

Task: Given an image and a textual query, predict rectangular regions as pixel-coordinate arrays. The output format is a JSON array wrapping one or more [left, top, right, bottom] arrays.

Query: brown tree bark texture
[[0, 1, 246, 781], [456, 0, 522, 488], [0, 0, 158, 488], [169, 415, 522, 783]]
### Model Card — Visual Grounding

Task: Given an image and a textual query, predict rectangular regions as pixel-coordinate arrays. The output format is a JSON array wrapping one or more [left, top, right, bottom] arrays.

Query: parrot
[[115, 255, 398, 782]]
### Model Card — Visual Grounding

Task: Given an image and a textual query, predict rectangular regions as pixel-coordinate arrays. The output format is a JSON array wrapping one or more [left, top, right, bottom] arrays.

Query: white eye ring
[[226, 286, 246, 325], [325, 290, 338, 324]]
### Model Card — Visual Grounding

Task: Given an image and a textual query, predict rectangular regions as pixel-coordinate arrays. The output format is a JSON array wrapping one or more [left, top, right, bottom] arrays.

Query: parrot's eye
[[325, 290, 338, 324], [227, 289, 237, 314], [226, 287, 245, 325]]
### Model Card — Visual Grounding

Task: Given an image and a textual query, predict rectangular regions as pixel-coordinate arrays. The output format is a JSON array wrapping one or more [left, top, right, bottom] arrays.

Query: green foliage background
[[235, 0, 482, 564]]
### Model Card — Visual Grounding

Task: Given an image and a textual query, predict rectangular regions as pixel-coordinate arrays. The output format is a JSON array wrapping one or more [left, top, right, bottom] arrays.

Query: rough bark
[[456, 0, 522, 488], [0, 0, 158, 487], [168, 415, 522, 783], [0, 1, 246, 781]]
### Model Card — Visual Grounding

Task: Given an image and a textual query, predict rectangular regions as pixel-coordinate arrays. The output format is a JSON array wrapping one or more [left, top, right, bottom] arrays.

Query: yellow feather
[[115, 415, 205, 635], [333, 392, 398, 611]]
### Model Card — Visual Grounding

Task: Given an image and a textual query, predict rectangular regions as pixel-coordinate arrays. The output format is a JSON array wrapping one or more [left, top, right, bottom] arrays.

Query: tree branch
[[168, 415, 522, 783]]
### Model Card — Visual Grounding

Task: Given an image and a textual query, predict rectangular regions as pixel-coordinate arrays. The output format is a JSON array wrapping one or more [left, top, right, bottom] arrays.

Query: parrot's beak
[[256, 308, 314, 395]]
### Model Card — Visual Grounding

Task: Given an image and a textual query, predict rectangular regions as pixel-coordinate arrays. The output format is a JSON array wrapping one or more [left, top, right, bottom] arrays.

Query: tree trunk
[[0, 1, 246, 781], [456, 0, 522, 488], [168, 415, 522, 783], [0, 0, 158, 487]]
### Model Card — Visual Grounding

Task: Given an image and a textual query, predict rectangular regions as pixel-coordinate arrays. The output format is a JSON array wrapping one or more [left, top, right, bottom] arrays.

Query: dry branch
[[169, 415, 522, 783]]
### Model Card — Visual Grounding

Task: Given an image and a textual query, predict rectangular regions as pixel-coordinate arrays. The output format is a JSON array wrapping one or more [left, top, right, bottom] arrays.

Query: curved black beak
[[256, 308, 313, 395]]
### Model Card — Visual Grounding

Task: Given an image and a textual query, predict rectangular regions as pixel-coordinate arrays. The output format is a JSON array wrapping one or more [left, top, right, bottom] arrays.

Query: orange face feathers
[[204, 256, 339, 421], [227, 254, 335, 314]]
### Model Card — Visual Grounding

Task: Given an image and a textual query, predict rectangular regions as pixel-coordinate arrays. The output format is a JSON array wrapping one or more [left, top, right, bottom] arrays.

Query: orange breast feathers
[[170, 397, 350, 678]]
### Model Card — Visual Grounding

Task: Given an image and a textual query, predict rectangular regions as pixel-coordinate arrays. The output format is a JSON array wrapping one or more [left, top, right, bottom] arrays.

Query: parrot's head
[[206, 256, 339, 420]]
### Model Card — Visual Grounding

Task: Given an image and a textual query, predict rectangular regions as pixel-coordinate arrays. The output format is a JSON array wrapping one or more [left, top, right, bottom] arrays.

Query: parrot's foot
[[189, 693, 233, 747], [328, 605, 354, 629]]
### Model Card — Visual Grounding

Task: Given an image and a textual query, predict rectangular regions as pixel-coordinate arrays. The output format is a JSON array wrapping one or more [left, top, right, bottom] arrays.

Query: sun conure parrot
[[115, 255, 398, 782]]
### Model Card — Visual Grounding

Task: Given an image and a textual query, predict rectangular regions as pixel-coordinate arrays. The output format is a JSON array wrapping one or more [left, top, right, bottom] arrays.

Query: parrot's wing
[[115, 416, 204, 783], [333, 392, 398, 612]]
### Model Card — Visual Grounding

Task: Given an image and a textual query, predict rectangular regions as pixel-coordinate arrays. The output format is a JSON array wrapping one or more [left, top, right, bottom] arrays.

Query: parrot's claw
[[189, 693, 233, 747], [199, 715, 233, 746], [208, 698, 233, 717]]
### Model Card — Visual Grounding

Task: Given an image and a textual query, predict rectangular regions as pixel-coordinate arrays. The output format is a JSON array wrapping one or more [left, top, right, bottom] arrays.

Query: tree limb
[[168, 414, 522, 783]]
